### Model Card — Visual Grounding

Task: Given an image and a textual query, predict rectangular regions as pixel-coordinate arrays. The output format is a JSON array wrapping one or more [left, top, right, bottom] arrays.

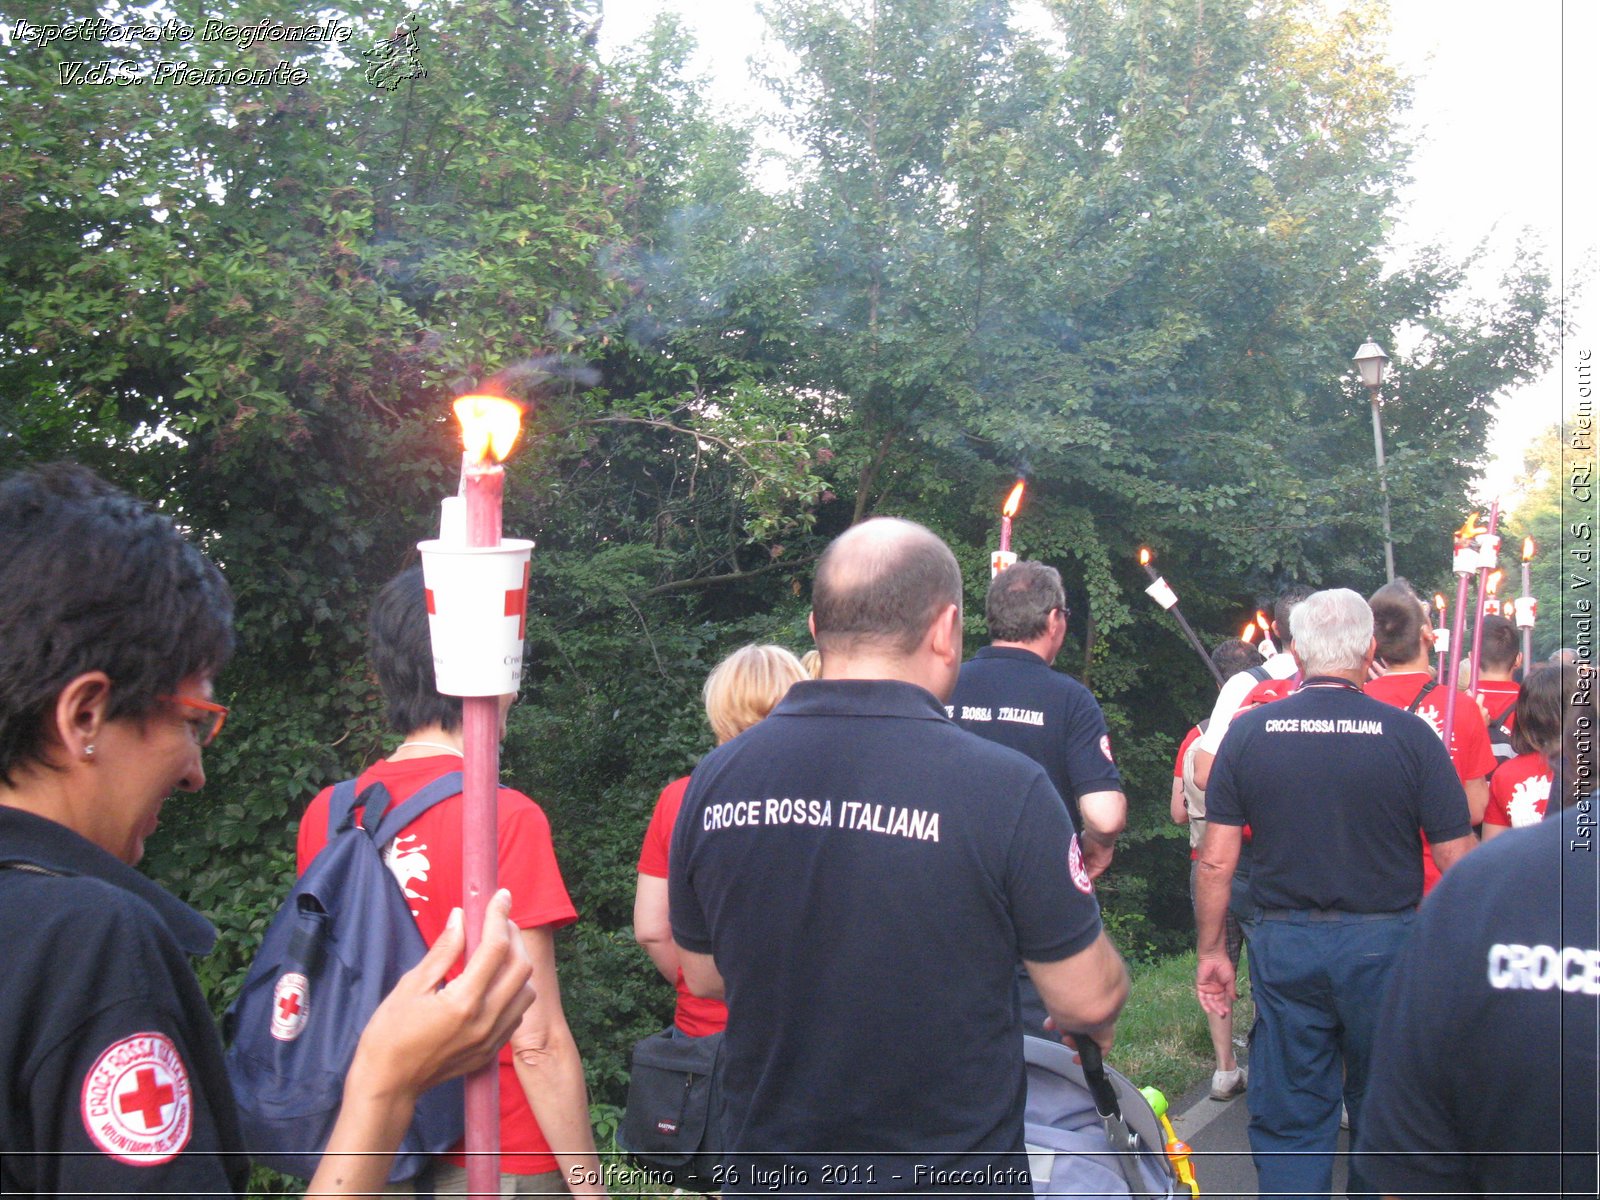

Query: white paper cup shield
[[417, 539, 534, 697], [990, 550, 1018, 578]]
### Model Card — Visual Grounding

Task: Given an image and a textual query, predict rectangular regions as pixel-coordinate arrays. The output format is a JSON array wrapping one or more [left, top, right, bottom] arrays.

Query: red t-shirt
[[1476, 679, 1520, 728], [1483, 752, 1554, 830], [1172, 726, 1202, 780], [297, 755, 578, 1175], [637, 776, 729, 1037], [1365, 672, 1497, 893]]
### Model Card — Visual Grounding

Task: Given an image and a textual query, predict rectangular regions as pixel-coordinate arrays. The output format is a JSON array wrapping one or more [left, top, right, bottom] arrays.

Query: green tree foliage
[[0, 0, 1561, 1117], [1503, 425, 1582, 662], [634, 0, 1560, 945], [0, 0, 822, 1105]]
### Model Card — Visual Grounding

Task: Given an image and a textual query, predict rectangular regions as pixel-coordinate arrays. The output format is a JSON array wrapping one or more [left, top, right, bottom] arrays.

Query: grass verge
[[1108, 949, 1254, 1103]]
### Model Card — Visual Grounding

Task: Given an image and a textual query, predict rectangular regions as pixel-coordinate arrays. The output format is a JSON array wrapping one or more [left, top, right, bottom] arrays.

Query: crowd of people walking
[[1, 461, 1593, 1198]]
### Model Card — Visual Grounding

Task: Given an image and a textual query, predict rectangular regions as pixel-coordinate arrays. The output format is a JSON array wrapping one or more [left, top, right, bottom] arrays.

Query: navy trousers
[[1243, 909, 1415, 1200]]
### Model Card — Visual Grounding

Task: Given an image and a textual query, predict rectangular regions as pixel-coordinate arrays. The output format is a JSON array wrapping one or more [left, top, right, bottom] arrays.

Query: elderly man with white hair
[[1193, 587, 1475, 1200]]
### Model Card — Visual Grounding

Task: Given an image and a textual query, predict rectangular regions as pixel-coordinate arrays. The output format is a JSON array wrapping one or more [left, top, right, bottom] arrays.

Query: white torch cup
[[418, 539, 534, 697], [991, 550, 1018, 578]]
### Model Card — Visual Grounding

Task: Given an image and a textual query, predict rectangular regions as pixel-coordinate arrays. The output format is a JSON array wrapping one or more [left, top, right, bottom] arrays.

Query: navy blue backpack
[[224, 772, 466, 1181]]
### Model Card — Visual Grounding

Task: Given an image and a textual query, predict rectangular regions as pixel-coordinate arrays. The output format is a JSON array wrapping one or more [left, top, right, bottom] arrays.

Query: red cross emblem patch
[[270, 972, 311, 1042], [1068, 835, 1093, 894], [80, 1032, 193, 1164]]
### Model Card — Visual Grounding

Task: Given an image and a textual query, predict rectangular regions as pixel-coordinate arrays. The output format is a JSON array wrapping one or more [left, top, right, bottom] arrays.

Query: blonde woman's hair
[[704, 644, 808, 745], [800, 649, 823, 678]]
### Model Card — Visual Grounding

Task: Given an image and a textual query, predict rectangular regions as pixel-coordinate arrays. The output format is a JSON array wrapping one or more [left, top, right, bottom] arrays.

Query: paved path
[[1167, 1066, 1351, 1197]]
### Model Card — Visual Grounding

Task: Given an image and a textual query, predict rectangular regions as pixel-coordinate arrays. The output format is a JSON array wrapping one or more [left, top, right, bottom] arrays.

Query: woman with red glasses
[[0, 463, 536, 1197]]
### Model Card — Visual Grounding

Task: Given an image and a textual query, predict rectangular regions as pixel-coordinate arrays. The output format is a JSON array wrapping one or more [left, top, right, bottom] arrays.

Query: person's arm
[[632, 873, 678, 984], [1169, 776, 1188, 825], [1480, 820, 1509, 841], [1193, 822, 1243, 1018], [308, 893, 536, 1198], [1427, 833, 1475, 876], [677, 945, 725, 999], [1024, 932, 1129, 1055], [1077, 788, 1126, 878], [1462, 776, 1489, 825], [1191, 746, 1215, 791], [508, 926, 608, 1198]]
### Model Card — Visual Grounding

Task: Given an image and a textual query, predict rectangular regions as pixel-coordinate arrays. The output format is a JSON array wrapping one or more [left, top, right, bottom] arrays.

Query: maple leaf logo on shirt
[[384, 832, 432, 912], [1506, 776, 1551, 827], [1415, 705, 1445, 742]]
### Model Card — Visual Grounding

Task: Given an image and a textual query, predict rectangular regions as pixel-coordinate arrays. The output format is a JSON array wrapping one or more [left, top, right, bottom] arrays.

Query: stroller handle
[[1075, 1036, 1122, 1121]]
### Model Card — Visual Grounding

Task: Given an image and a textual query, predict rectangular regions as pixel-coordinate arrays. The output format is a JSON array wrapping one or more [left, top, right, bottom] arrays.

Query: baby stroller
[[1024, 1037, 1192, 1198]]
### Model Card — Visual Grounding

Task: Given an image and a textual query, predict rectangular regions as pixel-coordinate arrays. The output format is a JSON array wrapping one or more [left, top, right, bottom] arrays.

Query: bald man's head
[[811, 518, 963, 658]]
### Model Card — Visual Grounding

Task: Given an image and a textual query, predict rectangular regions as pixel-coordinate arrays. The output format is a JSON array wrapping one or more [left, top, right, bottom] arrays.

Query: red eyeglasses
[[161, 695, 229, 746]]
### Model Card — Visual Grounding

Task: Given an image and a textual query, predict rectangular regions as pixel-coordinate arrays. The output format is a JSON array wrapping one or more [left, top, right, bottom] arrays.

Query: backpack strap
[[370, 770, 465, 846], [1408, 680, 1439, 714], [1247, 665, 1271, 683], [1488, 699, 1517, 736], [328, 778, 365, 840]]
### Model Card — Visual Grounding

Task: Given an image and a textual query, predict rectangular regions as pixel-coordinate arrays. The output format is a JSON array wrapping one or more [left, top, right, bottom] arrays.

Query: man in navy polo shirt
[[949, 561, 1126, 878], [1194, 588, 1475, 1200], [669, 518, 1129, 1196]]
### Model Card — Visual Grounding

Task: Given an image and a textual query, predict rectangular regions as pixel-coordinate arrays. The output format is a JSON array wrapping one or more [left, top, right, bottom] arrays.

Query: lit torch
[[419, 392, 533, 1193], [1483, 568, 1505, 617], [1442, 511, 1486, 752], [1137, 547, 1225, 687], [1255, 610, 1277, 658], [1467, 499, 1502, 696], [1432, 593, 1448, 683], [1240, 620, 1258, 644], [1515, 536, 1538, 665], [992, 480, 1025, 577]]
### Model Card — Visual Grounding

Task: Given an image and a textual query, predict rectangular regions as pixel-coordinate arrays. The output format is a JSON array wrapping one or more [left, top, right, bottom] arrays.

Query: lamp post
[[1354, 340, 1395, 583]]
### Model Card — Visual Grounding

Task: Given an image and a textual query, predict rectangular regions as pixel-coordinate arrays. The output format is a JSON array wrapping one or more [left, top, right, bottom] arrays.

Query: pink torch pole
[[1432, 594, 1448, 683], [1442, 514, 1485, 752], [1466, 499, 1501, 696], [454, 395, 524, 1195]]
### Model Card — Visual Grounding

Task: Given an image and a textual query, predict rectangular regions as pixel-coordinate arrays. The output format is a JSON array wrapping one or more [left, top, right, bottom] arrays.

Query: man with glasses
[[949, 561, 1126, 1037], [950, 561, 1126, 872]]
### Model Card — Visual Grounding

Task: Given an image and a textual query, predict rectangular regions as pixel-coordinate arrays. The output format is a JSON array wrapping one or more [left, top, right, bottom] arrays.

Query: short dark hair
[[0, 464, 234, 786], [1273, 585, 1315, 646], [1369, 579, 1426, 664], [1479, 614, 1519, 671], [369, 567, 463, 735], [811, 518, 962, 657], [1211, 637, 1266, 680], [1510, 665, 1564, 757], [985, 561, 1066, 643]]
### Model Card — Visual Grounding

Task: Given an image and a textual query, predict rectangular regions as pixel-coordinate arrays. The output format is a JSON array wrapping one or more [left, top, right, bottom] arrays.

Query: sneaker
[[1210, 1066, 1247, 1100]]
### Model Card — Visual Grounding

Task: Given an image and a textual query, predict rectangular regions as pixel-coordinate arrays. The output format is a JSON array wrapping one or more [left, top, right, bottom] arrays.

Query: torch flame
[[1256, 610, 1272, 633], [1455, 511, 1486, 544], [1522, 536, 1536, 562], [1487, 568, 1504, 595], [1433, 593, 1446, 615], [454, 394, 523, 464], [1138, 546, 1152, 566], [1002, 480, 1026, 519], [1241, 622, 1258, 642]]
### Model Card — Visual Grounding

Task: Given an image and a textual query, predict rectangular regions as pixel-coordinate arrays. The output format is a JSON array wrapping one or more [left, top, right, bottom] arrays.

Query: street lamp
[[1354, 339, 1395, 582]]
